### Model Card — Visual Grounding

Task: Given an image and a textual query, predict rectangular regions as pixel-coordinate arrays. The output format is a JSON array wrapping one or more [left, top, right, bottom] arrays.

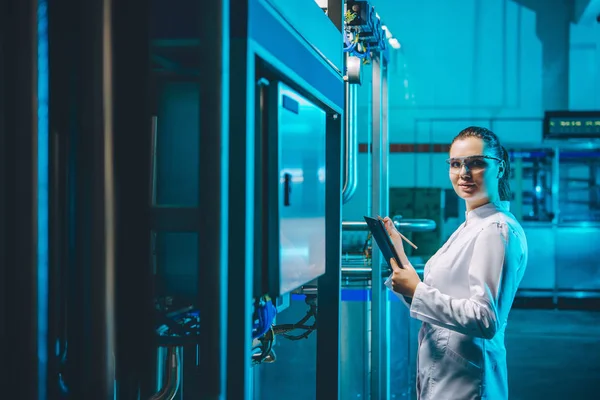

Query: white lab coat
[[386, 201, 528, 400]]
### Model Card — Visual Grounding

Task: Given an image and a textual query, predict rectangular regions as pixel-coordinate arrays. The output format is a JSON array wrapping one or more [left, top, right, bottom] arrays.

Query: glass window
[[509, 149, 554, 222], [153, 231, 198, 303], [558, 150, 600, 222], [153, 81, 200, 206]]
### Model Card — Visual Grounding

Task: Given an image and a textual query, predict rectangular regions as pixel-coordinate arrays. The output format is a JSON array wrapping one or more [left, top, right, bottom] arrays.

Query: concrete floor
[[505, 309, 600, 400], [254, 302, 600, 400]]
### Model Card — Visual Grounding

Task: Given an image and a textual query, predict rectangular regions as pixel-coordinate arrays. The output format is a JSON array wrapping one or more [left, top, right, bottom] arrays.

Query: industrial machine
[[508, 113, 600, 308], [1, 0, 430, 399]]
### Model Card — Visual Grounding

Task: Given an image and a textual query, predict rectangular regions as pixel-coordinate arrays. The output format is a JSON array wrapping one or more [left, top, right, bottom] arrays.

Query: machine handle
[[283, 172, 292, 206]]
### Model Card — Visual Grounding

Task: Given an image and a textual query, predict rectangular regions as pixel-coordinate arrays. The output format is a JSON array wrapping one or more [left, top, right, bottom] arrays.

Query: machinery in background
[[149, 0, 345, 398], [507, 135, 600, 307]]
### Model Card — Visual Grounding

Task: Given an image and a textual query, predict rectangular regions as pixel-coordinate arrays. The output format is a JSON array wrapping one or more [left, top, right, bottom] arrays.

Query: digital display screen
[[544, 111, 600, 139]]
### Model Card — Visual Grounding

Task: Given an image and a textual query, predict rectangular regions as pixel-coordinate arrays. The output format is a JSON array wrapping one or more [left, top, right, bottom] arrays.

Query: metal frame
[[148, 0, 344, 397], [227, 1, 254, 397], [317, 112, 343, 400], [0, 0, 40, 397], [197, 0, 230, 397], [112, 0, 155, 397], [246, 2, 345, 398], [64, 0, 117, 397], [369, 54, 390, 400]]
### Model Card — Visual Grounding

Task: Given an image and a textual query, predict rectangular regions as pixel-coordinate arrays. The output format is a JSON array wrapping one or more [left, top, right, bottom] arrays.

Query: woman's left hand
[[389, 257, 421, 298]]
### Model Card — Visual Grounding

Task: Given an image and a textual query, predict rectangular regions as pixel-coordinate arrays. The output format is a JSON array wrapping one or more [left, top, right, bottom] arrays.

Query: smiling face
[[449, 137, 503, 211]]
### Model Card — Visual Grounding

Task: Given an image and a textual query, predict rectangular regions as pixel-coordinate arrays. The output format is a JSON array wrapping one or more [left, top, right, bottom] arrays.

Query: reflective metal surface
[[278, 82, 327, 295], [555, 226, 600, 290], [519, 225, 556, 290], [369, 56, 389, 400]]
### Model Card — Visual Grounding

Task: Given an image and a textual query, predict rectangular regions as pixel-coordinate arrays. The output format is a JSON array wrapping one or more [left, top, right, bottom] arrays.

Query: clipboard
[[363, 216, 404, 270]]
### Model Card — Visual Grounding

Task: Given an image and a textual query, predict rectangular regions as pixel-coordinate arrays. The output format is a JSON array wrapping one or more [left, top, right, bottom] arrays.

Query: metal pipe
[[342, 78, 358, 204], [149, 347, 181, 400], [150, 116, 158, 205], [342, 218, 436, 232], [370, 54, 386, 400]]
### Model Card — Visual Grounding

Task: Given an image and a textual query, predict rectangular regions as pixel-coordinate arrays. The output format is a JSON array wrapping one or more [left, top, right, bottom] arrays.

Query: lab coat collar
[[465, 201, 510, 224]]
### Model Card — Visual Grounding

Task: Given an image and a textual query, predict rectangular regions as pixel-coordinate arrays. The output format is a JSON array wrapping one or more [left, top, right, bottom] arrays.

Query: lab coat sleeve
[[384, 275, 412, 307], [409, 222, 512, 339]]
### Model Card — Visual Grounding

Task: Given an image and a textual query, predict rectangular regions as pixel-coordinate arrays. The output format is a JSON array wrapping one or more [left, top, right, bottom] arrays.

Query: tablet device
[[363, 216, 404, 270]]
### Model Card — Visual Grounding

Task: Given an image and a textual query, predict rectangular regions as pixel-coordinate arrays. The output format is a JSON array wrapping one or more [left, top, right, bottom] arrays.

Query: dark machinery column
[[227, 0, 253, 398], [198, 0, 230, 397], [0, 0, 40, 398], [317, 113, 343, 400], [317, 2, 344, 399], [48, 0, 117, 397], [112, 0, 155, 398]]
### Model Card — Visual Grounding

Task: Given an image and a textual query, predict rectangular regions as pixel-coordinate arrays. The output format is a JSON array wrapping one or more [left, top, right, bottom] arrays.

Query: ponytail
[[498, 146, 511, 201]]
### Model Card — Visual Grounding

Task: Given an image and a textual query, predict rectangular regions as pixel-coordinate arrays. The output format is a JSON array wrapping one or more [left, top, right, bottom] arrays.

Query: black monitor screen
[[544, 111, 600, 139]]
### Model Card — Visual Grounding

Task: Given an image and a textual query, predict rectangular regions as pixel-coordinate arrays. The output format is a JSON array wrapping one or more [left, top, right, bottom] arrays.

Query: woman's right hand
[[382, 216, 410, 266]]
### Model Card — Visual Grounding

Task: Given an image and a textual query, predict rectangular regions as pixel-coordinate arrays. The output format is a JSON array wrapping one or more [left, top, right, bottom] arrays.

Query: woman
[[383, 126, 528, 400]]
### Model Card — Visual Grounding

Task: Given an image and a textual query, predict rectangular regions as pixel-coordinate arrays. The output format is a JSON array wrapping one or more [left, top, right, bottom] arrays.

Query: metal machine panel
[[555, 225, 600, 290], [519, 225, 556, 290], [263, 0, 343, 72], [277, 82, 327, 295], [250, 0, 344, 111]]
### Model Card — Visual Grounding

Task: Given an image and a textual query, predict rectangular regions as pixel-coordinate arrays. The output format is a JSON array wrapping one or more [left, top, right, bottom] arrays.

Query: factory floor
[[255, 301, 600, 400], [504, 309, 600, 400]]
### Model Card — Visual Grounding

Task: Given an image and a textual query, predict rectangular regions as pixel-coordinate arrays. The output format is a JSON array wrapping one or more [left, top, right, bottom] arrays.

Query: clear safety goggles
[[446, 155, 502, 174]]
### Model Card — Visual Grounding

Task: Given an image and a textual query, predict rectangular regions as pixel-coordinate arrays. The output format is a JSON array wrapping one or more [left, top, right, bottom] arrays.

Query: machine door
[[277, 82, 327, 295]]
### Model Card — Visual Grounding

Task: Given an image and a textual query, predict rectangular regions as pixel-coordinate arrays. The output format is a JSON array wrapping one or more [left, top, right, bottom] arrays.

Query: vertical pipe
[[86, 0, 116, 396], [342, 81, 359, 204], [61, 0, 116, 396], [317, 112, 343, 400], [0, 14, 4, 393], [0, 0, 39, 398], [370, 55, 385, 400], [198, 0, 229, 397], [37, 2, 50, 397], [381, 60, 390, 400], [112, 0, 154, 397], [552, 146, 560, 306]]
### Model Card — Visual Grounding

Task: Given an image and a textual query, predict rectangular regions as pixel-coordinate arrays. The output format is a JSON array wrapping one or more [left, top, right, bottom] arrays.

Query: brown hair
[[451, 126, 511, 201]]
